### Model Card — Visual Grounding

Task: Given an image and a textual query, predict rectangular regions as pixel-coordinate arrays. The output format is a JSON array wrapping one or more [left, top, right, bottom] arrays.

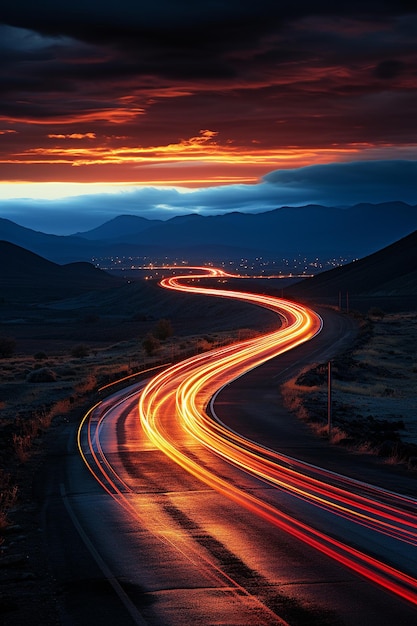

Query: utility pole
[[328, 360, 332, 439]]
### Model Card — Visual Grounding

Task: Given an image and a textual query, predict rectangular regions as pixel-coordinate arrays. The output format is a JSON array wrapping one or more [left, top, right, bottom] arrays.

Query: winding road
[[52, 268, 417, 625]]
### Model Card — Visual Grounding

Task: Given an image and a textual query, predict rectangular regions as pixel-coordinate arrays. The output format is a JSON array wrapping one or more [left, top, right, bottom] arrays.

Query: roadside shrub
[[0, 471, 18, 529], [197, 338, 212, 353], [153, 318, 173, 340], [12, 433, 32, 463], [0, 337, 16, 358], [296, 363, 327, 387], [142, 333, 160, 356], [26, 367, 57, 383], [34, 351, 48, 361], [71, 344, 90, 358], [76, 373, 97, 394]]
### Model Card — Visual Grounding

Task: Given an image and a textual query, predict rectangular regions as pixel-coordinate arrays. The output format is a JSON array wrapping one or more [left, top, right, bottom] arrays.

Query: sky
[[0, 1, 416, 233]]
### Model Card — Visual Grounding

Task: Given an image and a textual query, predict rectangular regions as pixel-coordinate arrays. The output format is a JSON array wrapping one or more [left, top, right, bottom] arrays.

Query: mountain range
[[1, 202, 416, 264]]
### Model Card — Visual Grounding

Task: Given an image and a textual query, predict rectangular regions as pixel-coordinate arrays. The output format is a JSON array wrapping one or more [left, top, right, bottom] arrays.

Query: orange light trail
[[138, 268, 417, 605], [79, 267, 417, 607], [77, 390, 290, 624]]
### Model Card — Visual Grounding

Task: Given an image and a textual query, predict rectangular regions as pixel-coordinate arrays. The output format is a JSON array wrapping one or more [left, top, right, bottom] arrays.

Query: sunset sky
[[1, 1, 416, 233]]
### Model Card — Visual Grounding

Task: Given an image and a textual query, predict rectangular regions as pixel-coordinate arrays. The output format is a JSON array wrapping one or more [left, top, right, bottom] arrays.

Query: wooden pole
[[328, 360, 332, 439]]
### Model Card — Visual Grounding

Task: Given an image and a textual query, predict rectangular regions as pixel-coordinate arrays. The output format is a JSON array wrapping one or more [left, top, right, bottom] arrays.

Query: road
[[46, 268, 417, 625]]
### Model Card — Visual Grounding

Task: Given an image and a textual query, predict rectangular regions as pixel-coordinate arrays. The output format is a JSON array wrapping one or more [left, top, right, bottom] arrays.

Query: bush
[[0, 471, 18, 529], [71, 344, 90, 358], [26, 367, 57, 383], [153, 318, 173, 340], [0, 337, 16, 358], [142, 333, 160, 356], [34, 351, 48, 361]]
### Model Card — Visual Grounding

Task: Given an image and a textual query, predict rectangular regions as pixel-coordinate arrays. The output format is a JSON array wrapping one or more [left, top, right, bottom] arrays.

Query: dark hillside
[[0, 241, 276, 350], [0, 240, 121, 303], [284, 230, 417, 309], [0, 217, 100, 262]]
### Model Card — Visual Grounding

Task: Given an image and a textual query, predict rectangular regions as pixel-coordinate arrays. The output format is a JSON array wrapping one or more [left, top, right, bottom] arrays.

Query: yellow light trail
[[78, 266, 417, 608], [137, 267, 417, 605]]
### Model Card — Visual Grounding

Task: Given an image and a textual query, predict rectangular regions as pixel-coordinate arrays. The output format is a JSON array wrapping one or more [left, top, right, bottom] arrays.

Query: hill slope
[[0, 240, 121, 303], [285, 230, 417, 300]]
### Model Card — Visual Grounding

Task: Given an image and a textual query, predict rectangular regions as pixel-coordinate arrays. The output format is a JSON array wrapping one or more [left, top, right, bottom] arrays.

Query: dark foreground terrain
[[1, 238, 417, 624]]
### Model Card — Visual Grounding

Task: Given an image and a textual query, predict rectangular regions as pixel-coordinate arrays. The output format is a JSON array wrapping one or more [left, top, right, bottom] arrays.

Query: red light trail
[[79, 267, 417, 607]]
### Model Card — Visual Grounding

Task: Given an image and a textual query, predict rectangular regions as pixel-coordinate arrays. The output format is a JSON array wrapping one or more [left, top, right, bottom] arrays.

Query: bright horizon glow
[[0, 181, 197, 200]]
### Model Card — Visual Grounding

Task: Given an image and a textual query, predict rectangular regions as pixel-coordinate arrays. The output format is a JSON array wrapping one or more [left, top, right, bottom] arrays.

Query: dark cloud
[[374, 59, 405, 79], [263, 160, 417, 204], [0, 2, 416, 184], [1, 4, 416, 83]]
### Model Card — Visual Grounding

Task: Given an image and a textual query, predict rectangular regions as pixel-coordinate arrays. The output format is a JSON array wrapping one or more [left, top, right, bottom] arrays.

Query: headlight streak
[[77, 391, 289, 625], [178, 362, 417, 545], [78, 397, 139, 506], [137, 267, 417, 606]]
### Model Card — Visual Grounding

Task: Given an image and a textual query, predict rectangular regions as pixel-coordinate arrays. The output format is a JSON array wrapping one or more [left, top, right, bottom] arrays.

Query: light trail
[[78, 266, 417, 609], [137, 267, 417, 606], [77, 388, 289, 625]]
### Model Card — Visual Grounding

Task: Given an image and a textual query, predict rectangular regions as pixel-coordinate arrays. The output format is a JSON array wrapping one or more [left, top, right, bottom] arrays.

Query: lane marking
[[60, 482, 149, 626]]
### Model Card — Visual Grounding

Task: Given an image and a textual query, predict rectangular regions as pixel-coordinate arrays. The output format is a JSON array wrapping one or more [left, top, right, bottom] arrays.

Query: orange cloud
[[0, 107, 145, 126], [7, 140, 376, 171], [48, 133, 96, 140]]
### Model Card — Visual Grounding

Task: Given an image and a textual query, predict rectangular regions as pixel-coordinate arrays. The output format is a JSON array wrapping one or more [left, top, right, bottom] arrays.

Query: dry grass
[[0, 470, 18, 531], [281, 311, 417, 466], [0, 326, 256, 525], [280, 376, 320, 422], [0, 330, 242, 419]]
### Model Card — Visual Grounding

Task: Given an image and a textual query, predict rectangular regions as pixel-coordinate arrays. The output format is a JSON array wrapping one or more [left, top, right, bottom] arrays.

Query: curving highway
[[76, 267, 417, 624]]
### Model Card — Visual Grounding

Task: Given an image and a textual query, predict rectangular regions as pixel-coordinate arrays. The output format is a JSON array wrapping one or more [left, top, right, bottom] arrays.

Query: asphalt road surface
[[40, 272, 417, 625]]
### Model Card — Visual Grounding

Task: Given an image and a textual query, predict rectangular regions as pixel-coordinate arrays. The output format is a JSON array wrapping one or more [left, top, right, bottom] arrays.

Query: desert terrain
[[0, 277, 416, 625], [282, 309, 417, 467], [0, 278, 277, 625]]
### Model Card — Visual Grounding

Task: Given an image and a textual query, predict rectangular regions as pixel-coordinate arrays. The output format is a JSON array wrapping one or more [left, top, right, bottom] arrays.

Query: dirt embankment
[[282, 310, 417, 470]]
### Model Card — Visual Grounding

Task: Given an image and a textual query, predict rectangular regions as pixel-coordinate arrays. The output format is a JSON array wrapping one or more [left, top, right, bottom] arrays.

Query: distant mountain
[[2, 202, 416, 264], [0, 217, 172, 263], [75, 202, 417, 259], [73, 215, 163, 240], [0, 240, 121, 303], [285, 229, 417, 301], [0, 217, 104, 263]]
